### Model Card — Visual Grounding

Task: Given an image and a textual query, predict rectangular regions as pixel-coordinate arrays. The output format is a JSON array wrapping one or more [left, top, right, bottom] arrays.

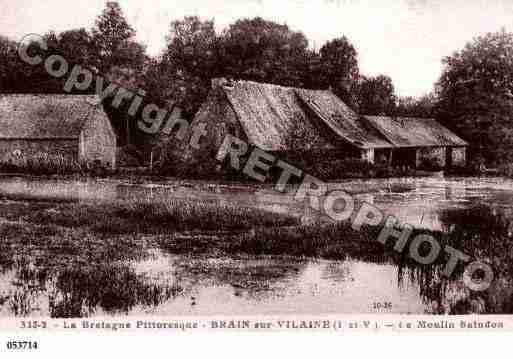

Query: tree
[[164, 16, 218, 76], [357, 75, 396, 115], [91, 1, 145, 73], [57, 29, 96, 67], [301, 49, 325, 89], [0, 32, 65, 93], [0, 36, 17, 92], [395, 93, 437, 118], [88, 2, 148, 146], [319, 37, 360, 109], [219, 17, 309, 87], [437, 30, 513, 163], [155, 16, 220, 117]]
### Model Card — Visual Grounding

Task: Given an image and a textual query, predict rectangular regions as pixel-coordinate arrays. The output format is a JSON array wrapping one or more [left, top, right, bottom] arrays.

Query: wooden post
[[150, 151, 154, 171], [112, 146, 116, 170], [126, 117, 131, 145]]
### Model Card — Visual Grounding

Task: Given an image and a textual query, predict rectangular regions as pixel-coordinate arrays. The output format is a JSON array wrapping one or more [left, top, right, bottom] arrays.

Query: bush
[[445, 164, 477, 176], [497, 162, 513, 177], [117, 145, 144, 167], [273, 150, 383, 180], [417, 158, 443, 171], [306, 158, 379, 179]]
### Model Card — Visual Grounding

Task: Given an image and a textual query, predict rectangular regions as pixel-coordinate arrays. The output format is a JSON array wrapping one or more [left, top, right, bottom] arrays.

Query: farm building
[[364, 116, 468, 168], [0, 94, 117, 169], [178, 79, 468, 176], [189, 79, 393, 169]]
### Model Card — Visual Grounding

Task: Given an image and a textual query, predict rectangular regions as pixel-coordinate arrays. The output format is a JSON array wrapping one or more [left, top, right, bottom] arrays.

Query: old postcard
[[0, 0, 512, 351]]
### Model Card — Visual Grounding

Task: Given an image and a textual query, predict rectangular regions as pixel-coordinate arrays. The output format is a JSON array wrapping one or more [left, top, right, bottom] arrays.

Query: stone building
[[0, 94, 117, 169]]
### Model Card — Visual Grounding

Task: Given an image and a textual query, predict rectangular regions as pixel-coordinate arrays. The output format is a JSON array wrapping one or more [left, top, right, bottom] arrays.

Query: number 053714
[[6, 341, 38, 350]]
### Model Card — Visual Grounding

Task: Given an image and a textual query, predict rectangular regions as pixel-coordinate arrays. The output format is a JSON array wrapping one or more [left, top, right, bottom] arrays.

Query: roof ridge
[[216, 78, 333, 94]]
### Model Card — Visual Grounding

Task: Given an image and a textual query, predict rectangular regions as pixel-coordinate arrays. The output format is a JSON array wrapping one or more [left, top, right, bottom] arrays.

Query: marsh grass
[[117, 197, 299, 232], [393, 205, 513, 314], [4, 194, 513, 315], [0, 153, 84, 175], [0, 197, 299, 235], [4, 259, 184, 318], [439, 205, 513, 262], [214, 222, 442, 264], [0, 218, 183, 317], [48, 264, 183, 318], [0, 197, 298, 316], [4, 198, 507, 269], [8, 290, 36, 317]]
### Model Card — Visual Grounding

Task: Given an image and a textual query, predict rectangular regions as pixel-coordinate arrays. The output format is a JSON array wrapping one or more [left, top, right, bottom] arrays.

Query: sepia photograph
[[0, 1, 512, 343]]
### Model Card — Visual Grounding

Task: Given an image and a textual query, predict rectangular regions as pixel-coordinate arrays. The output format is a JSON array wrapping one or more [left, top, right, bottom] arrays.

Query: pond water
[[2, 176, 513, 228], [0, 250, 427, 317], [1, 176, 513, 316]]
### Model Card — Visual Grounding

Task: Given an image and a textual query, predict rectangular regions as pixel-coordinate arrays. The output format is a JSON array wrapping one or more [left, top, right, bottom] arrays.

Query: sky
[[1, 0, 512, 97]]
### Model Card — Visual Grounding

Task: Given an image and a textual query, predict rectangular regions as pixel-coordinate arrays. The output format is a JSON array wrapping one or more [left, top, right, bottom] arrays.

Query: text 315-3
[[20, 321, 47, 329]]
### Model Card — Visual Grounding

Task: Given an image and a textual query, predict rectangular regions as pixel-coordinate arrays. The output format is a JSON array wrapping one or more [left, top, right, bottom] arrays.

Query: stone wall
[[193, 86, 249, 153], [416, 147, 446, 168], [79, 106, 117, 169], [186, 87, 249, 175]]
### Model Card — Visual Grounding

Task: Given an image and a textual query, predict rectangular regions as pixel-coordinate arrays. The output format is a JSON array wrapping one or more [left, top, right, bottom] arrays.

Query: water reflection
[[0, 256, 182, 318], [0, 244, 510, 316], [0, 250, 428, 317]]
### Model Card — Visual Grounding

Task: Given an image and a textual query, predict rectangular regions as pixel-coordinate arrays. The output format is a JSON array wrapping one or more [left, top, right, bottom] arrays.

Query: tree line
[[0, 2, 420, 118], [1, 1, 513, 164]]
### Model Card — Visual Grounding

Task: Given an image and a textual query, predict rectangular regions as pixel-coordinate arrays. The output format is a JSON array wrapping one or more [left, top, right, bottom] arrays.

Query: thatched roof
[[296, 89, 392, 149], [364, 116, 468, 148], [221, 81, 311, 150], [0, 94, 105, 139], [218, 80, 393, 151]]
